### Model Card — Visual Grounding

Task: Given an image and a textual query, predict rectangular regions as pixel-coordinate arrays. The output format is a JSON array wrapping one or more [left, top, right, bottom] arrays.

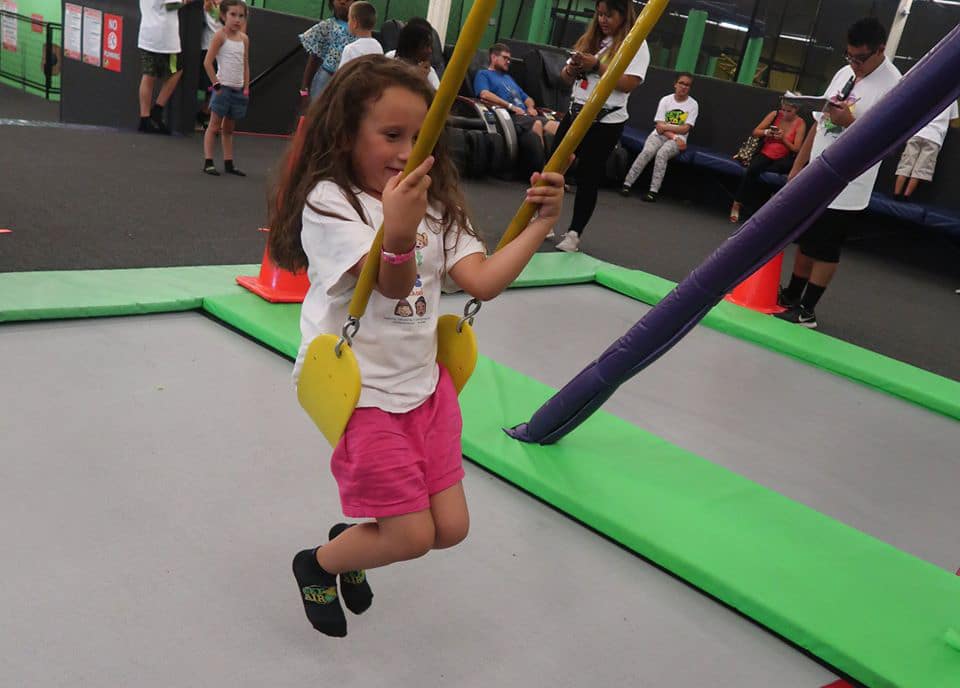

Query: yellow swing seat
[[298, 314, 477, 447]]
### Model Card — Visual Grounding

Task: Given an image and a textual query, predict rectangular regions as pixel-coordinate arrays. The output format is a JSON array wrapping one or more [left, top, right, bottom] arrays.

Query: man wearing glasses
[[777, 17, 901, 329], [474, 44, 559, 152]]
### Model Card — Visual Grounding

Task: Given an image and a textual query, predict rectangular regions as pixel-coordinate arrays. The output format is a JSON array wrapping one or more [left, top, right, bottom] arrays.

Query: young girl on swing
[[268, 55, 566, 637]]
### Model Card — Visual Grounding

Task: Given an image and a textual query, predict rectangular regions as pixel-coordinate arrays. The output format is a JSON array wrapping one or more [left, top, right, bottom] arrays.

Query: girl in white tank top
[[203, 0, 250, 176]]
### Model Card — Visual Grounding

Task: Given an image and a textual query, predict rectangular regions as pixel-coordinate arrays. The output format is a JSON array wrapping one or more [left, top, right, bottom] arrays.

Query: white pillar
[[427, 0, 454, 42], [886, 0, 913, 59]]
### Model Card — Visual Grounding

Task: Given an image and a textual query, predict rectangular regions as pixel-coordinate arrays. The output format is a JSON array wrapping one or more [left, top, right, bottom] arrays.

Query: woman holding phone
[[554, 0, 650, 253], [728, 101, 806, 223]]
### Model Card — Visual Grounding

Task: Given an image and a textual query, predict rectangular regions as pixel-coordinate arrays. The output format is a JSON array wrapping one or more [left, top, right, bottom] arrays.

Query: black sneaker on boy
[[777, 286, 801, 310], [775, 305, 818, 329], [642, 190, 657, 203]]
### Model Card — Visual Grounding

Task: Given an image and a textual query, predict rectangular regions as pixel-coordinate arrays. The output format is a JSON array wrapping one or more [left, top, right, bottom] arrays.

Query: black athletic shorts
[[797, 208, 855, 263]]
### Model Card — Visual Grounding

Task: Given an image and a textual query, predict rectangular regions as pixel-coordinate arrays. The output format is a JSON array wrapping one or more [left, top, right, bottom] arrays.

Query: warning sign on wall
[[64, 3, 82, 60], [82, 7, 102, 67], [102, 13, 122, 72], [1, 0, 18, 52]]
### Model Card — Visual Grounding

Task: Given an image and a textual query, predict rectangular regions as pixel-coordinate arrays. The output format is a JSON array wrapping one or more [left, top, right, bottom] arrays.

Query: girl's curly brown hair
[[268, 55, 475, 272]]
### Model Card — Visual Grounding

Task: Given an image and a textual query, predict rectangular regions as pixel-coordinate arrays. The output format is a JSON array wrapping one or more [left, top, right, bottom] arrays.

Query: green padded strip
[[512, 251, 603, 286], [0, 265, 259, 322], [203, 292, 300, 359], [595, 264, 960, 422], [458, 357, 960, 688]]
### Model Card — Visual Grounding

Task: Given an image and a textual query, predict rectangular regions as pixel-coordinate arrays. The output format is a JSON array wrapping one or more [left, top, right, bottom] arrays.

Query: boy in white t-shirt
[[620, 72, 698, 202], [138, 0, 195, 134], [337, 1, 382, 69], [894, 100, 958, 198], [777, 17, 901, 328]]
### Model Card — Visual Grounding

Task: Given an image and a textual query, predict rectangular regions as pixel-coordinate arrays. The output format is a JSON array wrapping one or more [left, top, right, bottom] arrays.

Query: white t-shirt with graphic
[[810, 60, 901, 211], [569, 36, 650, 124], [295, 180, 485, 413], [653, 93, 699, 143], [138, 0, 181, 54], [338, 36, 383, 68], [914, 101, 958, 146]]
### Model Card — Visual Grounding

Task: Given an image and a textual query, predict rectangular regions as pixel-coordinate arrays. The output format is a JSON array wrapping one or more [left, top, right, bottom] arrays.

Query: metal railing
[[0, 9, 62, 99]]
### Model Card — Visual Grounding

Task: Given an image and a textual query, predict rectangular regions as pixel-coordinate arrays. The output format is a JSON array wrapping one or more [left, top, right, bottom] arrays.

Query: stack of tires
[[445, 127, 513, 180]]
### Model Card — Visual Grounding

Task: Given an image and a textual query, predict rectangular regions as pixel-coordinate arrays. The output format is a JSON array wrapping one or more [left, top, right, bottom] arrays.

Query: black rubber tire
[[488, 132, 511, 179], [465, 129, 489, 178], [445, 127, 469, 178]]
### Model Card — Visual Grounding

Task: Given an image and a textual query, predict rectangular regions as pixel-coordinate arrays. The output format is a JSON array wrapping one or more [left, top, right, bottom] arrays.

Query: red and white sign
[[82, 7, 102, 67], [1, 0, 18, 52], [64, 3, 82, 60], [30, 12, 43, 33], [102, 13, 122, 72]]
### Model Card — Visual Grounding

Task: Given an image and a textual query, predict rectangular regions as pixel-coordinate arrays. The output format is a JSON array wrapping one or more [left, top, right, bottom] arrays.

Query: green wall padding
[[0, 265, 259, 322], [594, 264, 960, 422]]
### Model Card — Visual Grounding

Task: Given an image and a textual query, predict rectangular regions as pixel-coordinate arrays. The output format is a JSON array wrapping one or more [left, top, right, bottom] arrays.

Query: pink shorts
[[330, 366, 465, 518]]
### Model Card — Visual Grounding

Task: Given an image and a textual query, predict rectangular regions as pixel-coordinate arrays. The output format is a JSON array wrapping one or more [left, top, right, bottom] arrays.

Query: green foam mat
[[203, 291, 300, 359], [512, 251, 603, 286], [458, 357, 960, 688], [0, 265, 260, 322], [595, 264, 960, 422]]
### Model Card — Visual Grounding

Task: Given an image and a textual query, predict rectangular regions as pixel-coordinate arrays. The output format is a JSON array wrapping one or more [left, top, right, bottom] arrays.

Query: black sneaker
[[138, 117, 163, 134], [203, 163, 220, 176], [619, 185, 631, 197], [775, 305, 817, 329], [642, 190, 657, 203], [777, 287, 801, 310]]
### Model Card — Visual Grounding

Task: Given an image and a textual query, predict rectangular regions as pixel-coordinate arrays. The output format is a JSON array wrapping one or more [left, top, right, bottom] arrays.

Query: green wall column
[[527, 0, 551, 45], [674, 8, 706, 73], [736, 36, 763, 85]]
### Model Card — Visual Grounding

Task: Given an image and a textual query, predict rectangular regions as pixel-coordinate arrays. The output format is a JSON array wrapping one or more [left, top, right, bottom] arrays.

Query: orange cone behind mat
[[724, 252, 786, 314], [237, 117, 310, 303]]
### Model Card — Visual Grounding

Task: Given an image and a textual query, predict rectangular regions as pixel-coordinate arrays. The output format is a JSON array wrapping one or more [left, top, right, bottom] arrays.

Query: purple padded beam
[[508, 26, 960, 445]]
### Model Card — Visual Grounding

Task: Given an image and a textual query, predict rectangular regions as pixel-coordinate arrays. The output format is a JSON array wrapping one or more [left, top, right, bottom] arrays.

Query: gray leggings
[[623, 131, 681, 192]]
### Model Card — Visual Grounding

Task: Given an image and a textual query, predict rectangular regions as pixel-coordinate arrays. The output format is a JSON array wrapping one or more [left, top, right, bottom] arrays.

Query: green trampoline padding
[[459, 357, 960, 688], [0, 265, 259, 322], [595, 264, 960, 422]]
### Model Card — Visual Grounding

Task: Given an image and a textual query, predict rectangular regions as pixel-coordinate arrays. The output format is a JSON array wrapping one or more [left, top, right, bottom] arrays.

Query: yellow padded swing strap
[[494, 0, 670, 252], [347, 0, 498, 321]]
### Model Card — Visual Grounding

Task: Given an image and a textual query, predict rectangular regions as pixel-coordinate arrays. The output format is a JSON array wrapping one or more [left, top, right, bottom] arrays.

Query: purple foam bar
[[509, 26, 960, 445]]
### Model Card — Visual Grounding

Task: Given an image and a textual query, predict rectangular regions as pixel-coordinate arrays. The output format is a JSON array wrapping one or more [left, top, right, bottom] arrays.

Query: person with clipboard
[[776, 17, 901, 329]]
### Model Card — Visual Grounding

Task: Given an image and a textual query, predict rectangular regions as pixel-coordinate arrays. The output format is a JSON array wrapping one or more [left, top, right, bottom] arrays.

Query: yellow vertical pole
[[348, 0, 499, 319]]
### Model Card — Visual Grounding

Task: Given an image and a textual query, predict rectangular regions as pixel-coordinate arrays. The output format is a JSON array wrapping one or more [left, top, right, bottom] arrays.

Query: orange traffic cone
[[237, 117, 310, 303], [236, 228, 310, 303], [725, 251, 786, 314]]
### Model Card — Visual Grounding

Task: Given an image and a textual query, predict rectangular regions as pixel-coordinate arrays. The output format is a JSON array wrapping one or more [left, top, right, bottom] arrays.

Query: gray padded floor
[[1, 313, 841, 687]]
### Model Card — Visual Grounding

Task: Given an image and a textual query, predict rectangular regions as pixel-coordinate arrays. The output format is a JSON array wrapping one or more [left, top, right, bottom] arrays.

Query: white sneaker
[[555, 230, 580, 252], [544, 229, 556, 240]]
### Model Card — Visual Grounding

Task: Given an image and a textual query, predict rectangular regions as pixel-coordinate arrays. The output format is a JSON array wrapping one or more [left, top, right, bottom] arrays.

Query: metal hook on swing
[[335, 317, 360, 358], [457, 298, 482, 333]]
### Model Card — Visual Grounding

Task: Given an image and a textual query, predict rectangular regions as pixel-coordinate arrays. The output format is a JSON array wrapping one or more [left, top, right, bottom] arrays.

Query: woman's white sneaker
[[555, 230, 580, 252]]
